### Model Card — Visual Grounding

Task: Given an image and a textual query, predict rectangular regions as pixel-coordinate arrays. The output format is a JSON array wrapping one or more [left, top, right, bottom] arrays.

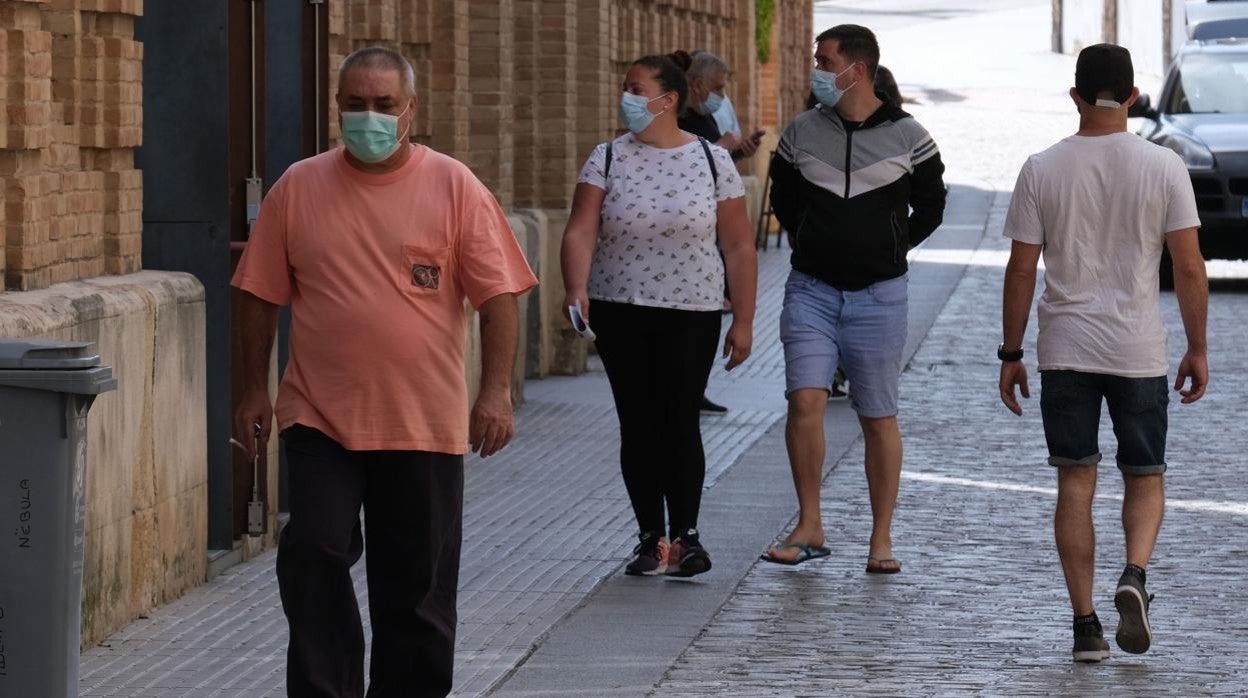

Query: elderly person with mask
[[232, 46, 537, 696], [673, 49, 765, 161]]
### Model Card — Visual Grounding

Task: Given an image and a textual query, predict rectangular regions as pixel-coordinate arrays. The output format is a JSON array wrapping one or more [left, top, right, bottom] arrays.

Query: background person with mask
[[232, 46, 537, 696], [560, 54, 757, 578], [673, 49, 765, 161], [762, 25, 946, 572]]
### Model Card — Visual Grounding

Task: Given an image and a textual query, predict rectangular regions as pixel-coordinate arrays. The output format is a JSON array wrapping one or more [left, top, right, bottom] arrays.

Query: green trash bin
[[0, 340, 116, 697]]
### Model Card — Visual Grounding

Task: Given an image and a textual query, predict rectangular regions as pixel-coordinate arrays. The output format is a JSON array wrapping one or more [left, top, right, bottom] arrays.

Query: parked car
[[1187, 0, 1248, 42], [1132, 33, 1248, 285]]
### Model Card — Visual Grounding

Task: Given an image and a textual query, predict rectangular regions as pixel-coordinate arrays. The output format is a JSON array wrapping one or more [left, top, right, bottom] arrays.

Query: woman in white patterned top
[[560, 54, 758, 578]]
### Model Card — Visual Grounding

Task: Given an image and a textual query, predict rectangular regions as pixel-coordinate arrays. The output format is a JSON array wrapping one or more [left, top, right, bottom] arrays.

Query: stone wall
[[0, 272, 207, 649], [325, 1, 766, 205], [752, 0, 812, 176], [1, 0, 143, 291]]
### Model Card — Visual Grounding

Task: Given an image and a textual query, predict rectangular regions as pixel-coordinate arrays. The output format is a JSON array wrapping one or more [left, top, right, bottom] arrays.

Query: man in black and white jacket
[[762, 24, 945, 573]]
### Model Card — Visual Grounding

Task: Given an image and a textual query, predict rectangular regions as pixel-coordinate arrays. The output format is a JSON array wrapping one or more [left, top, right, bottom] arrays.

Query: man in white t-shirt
[[999, 44, 1209, 664]]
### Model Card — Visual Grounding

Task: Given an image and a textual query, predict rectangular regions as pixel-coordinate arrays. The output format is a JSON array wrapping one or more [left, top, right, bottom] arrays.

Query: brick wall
[[609, 0, 759, 163], [761, 0, 813, 133], [326, 0, 806, 210], [1, 1, 808, 291], [1, 0, 142, 292]]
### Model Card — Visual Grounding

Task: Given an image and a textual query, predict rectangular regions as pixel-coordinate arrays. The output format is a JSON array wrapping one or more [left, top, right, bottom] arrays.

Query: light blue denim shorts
[[779, 269, 908, 418]]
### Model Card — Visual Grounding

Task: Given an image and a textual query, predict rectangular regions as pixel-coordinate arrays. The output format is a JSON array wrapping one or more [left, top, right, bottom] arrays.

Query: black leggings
[[592, 301, 721, 539]]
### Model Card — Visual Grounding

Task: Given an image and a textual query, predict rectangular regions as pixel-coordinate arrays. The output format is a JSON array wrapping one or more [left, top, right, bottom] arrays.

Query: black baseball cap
[[1075, 43, 1134, 108]]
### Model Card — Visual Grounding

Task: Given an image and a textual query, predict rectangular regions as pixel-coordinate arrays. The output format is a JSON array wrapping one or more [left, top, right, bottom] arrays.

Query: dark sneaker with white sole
[[666, 529, 712, 578], [1115, 564, 1154, 654], [625, 531, 669, 576], [1072, 614, 1110, 663]]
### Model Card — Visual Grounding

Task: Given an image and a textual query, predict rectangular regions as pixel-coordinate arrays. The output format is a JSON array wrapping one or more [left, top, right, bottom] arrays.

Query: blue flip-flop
[[759, 542, 832, 566]]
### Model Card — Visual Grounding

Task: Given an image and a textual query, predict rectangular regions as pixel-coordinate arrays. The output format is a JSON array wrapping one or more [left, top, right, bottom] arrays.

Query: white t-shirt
[[577, 132, 745, 311], [1003, 132, 1201, 378]]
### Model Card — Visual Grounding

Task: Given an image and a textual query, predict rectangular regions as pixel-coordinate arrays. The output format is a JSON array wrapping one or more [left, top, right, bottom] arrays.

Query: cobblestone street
[[653, 201, 1248, 697], [76, 1, 1248, 696], [650, 2, 1248, 695]]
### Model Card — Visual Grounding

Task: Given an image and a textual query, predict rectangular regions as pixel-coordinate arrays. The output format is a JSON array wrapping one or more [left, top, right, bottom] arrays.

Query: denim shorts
[[779, 270, 908, 418], [1039, 370, 1169, 475]]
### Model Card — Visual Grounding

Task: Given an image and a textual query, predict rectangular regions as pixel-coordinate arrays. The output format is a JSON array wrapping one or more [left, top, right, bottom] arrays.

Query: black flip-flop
[[760, 542, 832, 566], [866, 556, 902, 574]]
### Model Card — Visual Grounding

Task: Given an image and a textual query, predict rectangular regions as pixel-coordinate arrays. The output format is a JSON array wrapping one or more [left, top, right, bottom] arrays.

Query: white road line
[[902, 470, 1248, 517]]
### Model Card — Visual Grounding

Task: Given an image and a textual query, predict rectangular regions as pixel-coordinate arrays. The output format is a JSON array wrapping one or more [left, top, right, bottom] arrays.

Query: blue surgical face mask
[[810, 63, 859, 108], [341, 104, 411, 163], [619, 91, 669, 134], [699, 90, 725, 116]]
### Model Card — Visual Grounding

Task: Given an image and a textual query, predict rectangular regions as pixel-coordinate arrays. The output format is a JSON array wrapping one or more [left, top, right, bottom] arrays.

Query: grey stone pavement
[[80, 2, 1248, 696]]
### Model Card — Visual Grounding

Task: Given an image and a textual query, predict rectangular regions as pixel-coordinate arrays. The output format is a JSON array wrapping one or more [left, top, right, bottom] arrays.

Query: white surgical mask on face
[[699, 90, 725, 116], [810, 62, 859, 108], [619, 91, 669, 134]]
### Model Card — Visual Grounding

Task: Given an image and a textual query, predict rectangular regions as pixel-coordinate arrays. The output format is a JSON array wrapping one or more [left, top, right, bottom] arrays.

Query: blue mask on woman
[[810, 63, 859, 108], [619, 91, 669, 134]]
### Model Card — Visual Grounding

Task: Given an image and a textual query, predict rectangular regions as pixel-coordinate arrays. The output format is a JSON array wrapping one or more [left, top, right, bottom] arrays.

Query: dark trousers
[[592, 301, 721, 539], [277, 425, 464, 698]]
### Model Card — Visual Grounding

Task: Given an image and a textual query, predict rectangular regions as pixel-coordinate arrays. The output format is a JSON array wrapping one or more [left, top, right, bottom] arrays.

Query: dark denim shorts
[[1039, 370, 1169, 475]]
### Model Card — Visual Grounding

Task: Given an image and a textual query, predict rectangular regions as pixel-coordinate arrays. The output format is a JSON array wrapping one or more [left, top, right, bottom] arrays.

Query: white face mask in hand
[[567, 300, 595, 341]]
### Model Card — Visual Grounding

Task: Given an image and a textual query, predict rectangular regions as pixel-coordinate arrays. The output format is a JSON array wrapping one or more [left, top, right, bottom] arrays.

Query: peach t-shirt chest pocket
[[401, 243, 451, 296]]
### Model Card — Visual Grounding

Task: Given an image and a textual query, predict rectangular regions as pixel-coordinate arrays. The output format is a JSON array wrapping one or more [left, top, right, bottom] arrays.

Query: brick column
[[1, 0, 141, 291], [512, 0, 539, 207], [1102, 0, 1118, 44], [732, 0, 758, 174], [535, 0, 577, 209], [1053, 0, 1064, 53], [467, 0, 514, 208], [576, 0, 613, 167], [2, 0, 54, 290], [427, 0, 470, 160]]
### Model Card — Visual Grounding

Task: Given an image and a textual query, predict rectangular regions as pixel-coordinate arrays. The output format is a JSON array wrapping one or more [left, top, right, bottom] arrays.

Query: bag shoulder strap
[[697, 136, 719, 185], [605, 137, 717, 185]]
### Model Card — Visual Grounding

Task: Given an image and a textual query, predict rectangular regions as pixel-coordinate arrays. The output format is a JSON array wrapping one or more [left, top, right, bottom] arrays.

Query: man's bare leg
[[1055, 465, 1098, 616], [1122, 473, 1164, 568], [768, 388, 829, 561], [860, 415, 902, 568]]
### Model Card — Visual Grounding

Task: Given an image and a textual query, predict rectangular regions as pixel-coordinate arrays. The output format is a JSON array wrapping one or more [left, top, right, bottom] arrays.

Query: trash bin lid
[[0, 339, 102, 370], [0, 365, 116, 394]]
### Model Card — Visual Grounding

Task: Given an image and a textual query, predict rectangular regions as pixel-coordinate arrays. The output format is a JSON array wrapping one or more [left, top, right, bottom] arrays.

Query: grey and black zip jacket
[[769, 100, 946, 290]]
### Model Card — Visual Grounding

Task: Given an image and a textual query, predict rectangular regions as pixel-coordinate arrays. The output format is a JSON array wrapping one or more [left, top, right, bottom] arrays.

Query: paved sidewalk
[[77, 277, 785, 697]]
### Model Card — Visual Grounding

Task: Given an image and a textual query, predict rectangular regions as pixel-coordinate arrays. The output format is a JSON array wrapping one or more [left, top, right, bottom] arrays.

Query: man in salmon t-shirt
[[232, 47, 537, 697]]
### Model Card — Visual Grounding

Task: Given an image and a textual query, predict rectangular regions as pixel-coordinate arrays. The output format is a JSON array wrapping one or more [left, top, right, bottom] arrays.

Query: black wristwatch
[[997, 343, 1024, 362]]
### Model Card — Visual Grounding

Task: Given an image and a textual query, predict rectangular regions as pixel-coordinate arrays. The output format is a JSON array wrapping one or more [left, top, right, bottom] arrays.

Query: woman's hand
[[564, 289, 590, 325], [722, 319, 753, 371]]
